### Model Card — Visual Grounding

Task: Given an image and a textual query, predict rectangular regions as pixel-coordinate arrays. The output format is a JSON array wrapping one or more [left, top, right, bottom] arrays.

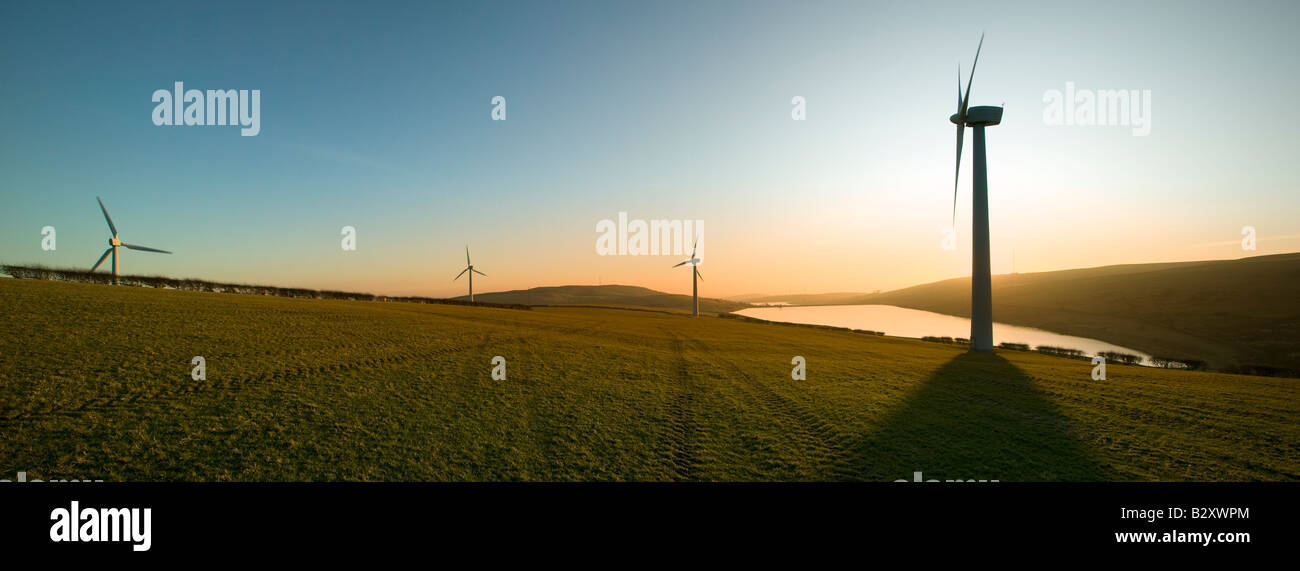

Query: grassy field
[[1, 278, 1296, 481]]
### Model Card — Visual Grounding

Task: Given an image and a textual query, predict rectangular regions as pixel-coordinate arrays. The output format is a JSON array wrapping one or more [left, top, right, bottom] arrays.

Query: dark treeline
[[1, 264, 530, 310], [1099, 351, 1143, 366], [921, 336, 971, 345], [1035, 345, 1089, 360]]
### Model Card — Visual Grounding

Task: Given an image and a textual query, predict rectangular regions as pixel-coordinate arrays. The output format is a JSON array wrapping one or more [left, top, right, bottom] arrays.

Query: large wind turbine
[[90, 197, 172, 285], [454, 246, 487, 302], [950, 34, 1002, 352], [672, 239, 703, 317]]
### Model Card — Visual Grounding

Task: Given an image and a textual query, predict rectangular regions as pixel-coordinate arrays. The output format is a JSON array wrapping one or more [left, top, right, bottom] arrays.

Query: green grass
[[1, 278, 1296, 481]]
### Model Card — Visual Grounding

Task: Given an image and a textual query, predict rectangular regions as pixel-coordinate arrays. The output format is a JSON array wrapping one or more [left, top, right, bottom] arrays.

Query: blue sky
[[2, 0, 1297, 297]]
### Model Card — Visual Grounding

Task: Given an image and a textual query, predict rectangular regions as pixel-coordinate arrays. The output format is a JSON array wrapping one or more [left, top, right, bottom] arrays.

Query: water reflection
[[736, 304, 1154, 365]]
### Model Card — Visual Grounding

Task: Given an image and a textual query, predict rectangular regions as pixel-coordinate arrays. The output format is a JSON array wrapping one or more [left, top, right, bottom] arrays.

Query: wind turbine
[[950, 33, 1002, 352], [90, 197, 172, 285], [672, 239, 702, 317], [454, 246, 486, 302]]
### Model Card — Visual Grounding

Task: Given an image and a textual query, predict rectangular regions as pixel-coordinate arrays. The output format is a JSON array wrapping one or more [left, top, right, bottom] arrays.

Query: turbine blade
[[960, 32, 984, 119], [466, 246, 470, 266], [690, 238, 698, 259], [91, 248, 113, 272], [122, 243, 171, 254], [96, 197, 118, 236], [454, 268, 468, 281], [694, 268, 703, 281], [953, 123, 964, 226], [957, 63, 963, 112], [472, 269, 487, 276], [672, 260, 688, 268]]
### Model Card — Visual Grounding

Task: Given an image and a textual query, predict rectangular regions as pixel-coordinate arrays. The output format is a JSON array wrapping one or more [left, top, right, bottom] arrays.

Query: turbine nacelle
[[951, 106, 1003, 127], [110, 237, 122, 246]]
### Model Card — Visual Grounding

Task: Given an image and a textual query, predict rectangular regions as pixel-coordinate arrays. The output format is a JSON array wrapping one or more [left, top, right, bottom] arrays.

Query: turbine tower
[[672, 239, 703, 317], [90, 197, 172, 285], [950, 34, 1001, 352], [454, 246, 487, 302]]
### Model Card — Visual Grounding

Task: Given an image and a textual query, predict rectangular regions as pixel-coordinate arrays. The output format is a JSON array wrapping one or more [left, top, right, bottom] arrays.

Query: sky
[[2, 0, 1297, 298]]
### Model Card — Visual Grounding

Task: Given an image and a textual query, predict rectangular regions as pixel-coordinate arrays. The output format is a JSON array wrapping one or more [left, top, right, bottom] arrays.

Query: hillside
[[458, 284, 750, 314], [742, 253, 1300, 373], [1, 278, 1296, 481], [740, 291, 874, 305]]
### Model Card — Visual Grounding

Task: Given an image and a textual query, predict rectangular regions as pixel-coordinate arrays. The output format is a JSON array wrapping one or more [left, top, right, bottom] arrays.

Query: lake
[[736, 304, 1154, 365]]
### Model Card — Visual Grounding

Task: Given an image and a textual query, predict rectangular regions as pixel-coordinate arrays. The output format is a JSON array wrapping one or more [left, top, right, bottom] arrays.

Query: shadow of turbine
[[844, 352, 1109, 482]]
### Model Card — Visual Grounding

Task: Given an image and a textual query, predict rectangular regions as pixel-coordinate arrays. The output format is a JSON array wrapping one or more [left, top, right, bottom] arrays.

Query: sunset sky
[[2, 0, 1297, 298]]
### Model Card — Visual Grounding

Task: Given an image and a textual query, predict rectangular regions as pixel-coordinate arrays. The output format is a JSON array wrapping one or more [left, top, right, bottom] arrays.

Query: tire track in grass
[[677, 333, 867, 481], [661, 332, 703, 481]]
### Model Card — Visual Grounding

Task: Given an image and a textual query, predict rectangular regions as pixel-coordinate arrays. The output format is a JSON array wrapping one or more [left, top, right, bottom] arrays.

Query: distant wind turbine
[[90, 197, 171, 285], [454, 246, 487, 302], [950, 33, 1002, 352], [671, 239, 703, 317]]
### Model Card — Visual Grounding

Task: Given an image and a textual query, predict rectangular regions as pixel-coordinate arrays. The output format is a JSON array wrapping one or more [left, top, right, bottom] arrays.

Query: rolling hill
[[741, 253, 1300, 373], [1, 278, 1296, 481], [456, 284, 750, 314]]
